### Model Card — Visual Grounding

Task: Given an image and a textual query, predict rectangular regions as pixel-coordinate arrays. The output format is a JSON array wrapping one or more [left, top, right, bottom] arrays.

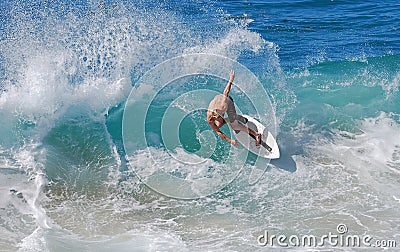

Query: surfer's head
[[212, 109, 221, 119]]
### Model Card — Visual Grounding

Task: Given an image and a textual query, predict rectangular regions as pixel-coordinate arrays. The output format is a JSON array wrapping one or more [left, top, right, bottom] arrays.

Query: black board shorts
[[226, 96, 237, 123], [227, 96, 248, 125]]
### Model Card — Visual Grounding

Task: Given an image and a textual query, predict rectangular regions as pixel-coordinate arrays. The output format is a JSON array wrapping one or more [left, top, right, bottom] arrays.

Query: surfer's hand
[[230, 139, 239, 146], [229, 70, 235, 81]]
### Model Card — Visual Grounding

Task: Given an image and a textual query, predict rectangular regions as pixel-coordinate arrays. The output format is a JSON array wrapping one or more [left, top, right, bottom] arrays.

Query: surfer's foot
[[255, 133, 261, 147]]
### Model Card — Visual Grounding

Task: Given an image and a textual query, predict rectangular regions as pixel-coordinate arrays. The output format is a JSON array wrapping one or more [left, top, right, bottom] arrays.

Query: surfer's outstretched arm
[[223, 70, 235, 97]]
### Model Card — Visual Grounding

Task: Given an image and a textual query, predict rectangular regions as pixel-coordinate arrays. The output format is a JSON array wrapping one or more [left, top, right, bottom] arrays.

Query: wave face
[[0, 0, 399, 251]]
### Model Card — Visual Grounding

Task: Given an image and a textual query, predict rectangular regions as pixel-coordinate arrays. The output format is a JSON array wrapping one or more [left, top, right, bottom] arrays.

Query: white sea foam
[[126, 146, 243, 199], [185, 28, 265, 58], [318, 112, 400, 195]]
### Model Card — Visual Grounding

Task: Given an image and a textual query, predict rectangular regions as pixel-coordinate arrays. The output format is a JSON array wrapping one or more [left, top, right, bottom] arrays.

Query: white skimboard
[[234, 115, 280, 159]]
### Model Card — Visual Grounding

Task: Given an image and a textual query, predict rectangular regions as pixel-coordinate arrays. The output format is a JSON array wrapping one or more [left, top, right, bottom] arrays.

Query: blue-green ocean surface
[[0, 0, 399, 251]]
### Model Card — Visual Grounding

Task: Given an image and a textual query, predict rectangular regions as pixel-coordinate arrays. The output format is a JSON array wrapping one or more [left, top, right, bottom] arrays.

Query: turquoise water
[[0, 0, 399, 251]]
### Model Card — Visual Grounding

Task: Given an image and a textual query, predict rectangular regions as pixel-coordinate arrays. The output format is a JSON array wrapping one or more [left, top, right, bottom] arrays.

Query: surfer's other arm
[[207, 117, 238, 146]]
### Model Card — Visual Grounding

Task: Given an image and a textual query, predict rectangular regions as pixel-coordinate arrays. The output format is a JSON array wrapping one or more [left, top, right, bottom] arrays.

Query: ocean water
[[0, 0, 399, 251]]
